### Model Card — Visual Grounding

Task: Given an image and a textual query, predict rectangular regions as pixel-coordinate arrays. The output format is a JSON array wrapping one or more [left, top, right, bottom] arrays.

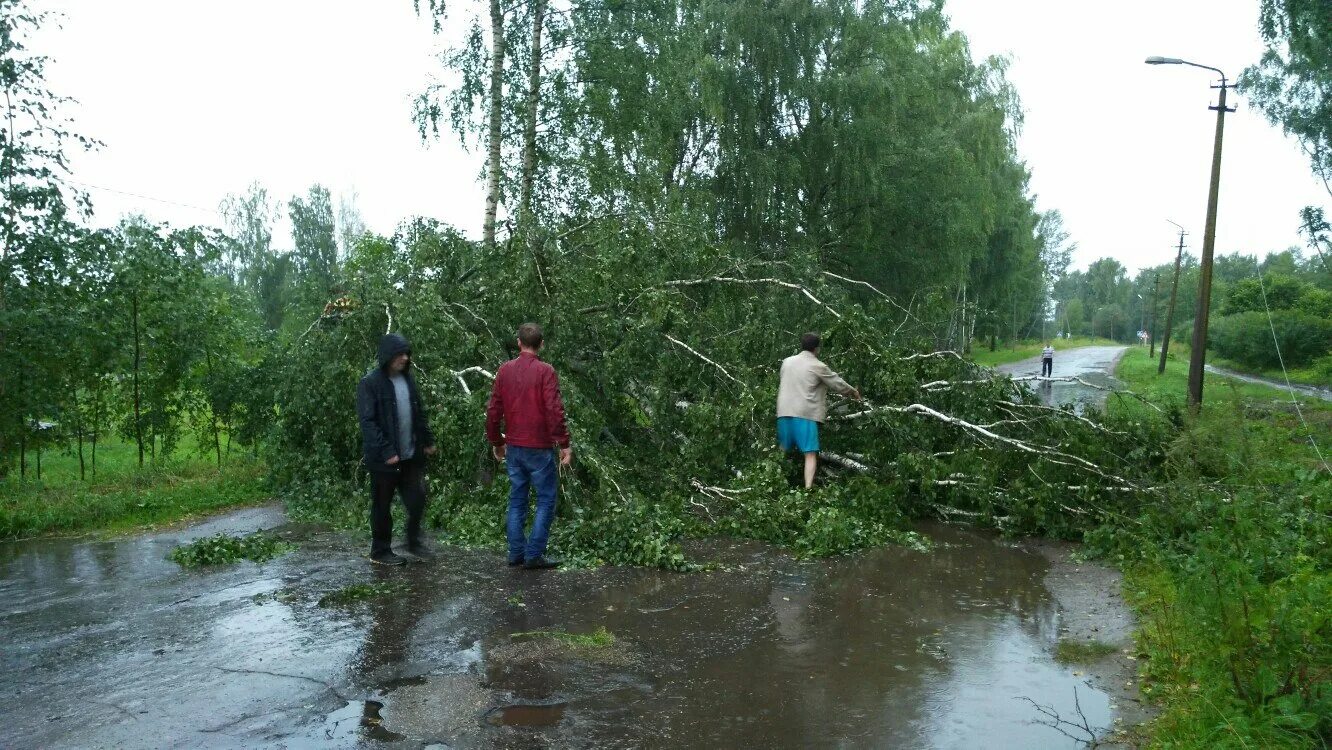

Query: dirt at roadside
[[1025, 538, 1157, 748]]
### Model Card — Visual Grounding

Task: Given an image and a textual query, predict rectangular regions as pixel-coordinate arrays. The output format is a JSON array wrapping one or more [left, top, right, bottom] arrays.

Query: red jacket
[[485, 351, 571, 449]]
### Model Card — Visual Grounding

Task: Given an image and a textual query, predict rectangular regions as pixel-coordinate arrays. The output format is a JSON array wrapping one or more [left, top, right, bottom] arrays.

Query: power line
[[56, 177, 222, 216], [1255, 268, 1331, 475]]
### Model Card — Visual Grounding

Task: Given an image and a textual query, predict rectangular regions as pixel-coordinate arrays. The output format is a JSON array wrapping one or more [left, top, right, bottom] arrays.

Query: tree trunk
[[19, 422, 25, 478], [132, 291, 144, 467], [0, 90, 14, 479], [204, 344, 222, 468], [91, 380, 100, 479], [482, 0, 506, 249], [518, 0, 546, 227], [74, 387, 85, 481]]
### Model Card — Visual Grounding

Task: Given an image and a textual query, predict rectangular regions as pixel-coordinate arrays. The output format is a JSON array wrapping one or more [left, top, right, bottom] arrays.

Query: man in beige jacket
[[777, 332, 861, 488]]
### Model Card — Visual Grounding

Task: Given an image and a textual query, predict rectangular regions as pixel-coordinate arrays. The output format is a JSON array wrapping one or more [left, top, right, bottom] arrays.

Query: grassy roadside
[[0, 437, 271, 539], [1209, 355, 1330, 390], [1116, 345, 1332, 411], [1106, 346, 1332, 748], [966, 336, 1122, 367]]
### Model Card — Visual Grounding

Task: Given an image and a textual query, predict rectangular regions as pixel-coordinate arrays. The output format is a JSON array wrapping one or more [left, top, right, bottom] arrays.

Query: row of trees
[[0, 199, 359, 480], [4, 0, 1077, 478], [413, 0, 1070, 352], [1053, 244, 1332, 373], [0, 165, 377, 479]]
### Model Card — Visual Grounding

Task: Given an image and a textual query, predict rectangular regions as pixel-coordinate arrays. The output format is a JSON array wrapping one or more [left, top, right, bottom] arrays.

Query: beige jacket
[[777, 351, 853, 423]]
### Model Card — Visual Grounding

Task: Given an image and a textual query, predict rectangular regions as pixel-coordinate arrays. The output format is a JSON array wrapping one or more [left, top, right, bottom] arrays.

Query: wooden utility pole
[[1186, 77, 1235, 410], [1159, 228, 1187, 375]]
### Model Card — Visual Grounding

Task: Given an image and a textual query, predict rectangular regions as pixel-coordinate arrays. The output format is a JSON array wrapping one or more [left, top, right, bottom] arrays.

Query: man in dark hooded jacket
[[356, 333, 438, 565]]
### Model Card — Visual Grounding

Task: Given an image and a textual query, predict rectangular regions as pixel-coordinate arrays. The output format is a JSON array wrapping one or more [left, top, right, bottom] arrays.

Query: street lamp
[[1145, 56, 1235, 411]]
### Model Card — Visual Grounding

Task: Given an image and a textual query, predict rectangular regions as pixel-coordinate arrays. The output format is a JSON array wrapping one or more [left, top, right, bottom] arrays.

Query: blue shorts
[[777, 417, 820, 453]]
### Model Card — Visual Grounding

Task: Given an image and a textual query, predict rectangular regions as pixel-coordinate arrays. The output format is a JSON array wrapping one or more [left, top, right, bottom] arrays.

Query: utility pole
[[1144, 57, 1235, 407], [1185, 75, 1235, 410], [1159, 227, 1187, 374]]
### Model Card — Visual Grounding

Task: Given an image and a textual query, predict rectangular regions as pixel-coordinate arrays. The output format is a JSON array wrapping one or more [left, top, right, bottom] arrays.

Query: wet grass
[[1112, 345, 1332, 424], [168, 531, 295, 568], [1108, 349, 1332, 747], [1209, 355, 1329, 389], [0, 437, 270, 539], [510, 625, 616, 648], [966, 336, 1120, 368], [1054, 639, 1118, 664], [318, 581, 410, 608]]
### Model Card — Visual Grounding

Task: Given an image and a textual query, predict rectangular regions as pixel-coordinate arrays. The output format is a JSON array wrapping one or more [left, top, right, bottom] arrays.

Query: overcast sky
[[35, 0, 1327, 274]]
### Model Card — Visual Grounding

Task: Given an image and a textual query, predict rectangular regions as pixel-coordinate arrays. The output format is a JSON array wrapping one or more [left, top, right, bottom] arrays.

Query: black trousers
[[1041, 357, 1053, 377], [369, 457, 427, 556]]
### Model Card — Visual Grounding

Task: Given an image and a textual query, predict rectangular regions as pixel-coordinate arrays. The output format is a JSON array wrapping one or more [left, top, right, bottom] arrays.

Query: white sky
[[34, 0, 1328, 273]]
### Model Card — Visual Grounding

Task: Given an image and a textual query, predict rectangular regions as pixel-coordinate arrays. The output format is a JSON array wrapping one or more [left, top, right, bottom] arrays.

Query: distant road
[[994, 345, 1128, 409], [1205, 364, 1332, 403]]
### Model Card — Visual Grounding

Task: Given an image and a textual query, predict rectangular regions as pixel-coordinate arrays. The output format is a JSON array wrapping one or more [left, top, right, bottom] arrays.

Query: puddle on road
[[4, 513, 1122, 748], [318, 699, 406, 743], [484, 702, 568, 727]]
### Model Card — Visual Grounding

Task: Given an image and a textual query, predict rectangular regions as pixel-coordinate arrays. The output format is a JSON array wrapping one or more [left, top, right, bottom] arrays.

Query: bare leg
[[804, 452, 818, 488]]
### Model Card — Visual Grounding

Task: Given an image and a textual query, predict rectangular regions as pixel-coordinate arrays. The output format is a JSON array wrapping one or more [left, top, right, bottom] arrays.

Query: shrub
[[1211, 310, 1332, 369]]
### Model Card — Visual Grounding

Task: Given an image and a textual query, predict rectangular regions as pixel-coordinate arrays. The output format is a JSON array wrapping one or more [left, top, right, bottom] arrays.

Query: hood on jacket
[[378, 333, 412, 370]]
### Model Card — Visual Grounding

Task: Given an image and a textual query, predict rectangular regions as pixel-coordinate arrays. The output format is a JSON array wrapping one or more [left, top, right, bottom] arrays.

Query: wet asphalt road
[[996, 346, 1129, 410], [0, 505, 1126, 749], [1205, 364, 1332, 402]]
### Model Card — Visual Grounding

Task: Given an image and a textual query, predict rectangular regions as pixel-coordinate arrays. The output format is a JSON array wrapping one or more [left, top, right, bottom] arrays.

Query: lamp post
[[1145, 56, 1235, 410]]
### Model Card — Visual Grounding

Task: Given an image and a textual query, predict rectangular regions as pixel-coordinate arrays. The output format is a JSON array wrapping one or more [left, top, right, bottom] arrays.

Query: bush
[[1211, 310, 1332, 369]]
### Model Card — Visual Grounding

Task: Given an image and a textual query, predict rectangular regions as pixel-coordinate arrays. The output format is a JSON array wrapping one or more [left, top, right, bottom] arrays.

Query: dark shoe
[[523, 555, 561, 570], [406, 543, 436, 560], [507, 556, 524, 567], [369, 551, 407, 566]]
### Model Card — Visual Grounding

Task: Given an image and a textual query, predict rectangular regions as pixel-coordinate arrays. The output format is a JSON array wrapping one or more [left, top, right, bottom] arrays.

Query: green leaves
[[167, 531, 295, 568]]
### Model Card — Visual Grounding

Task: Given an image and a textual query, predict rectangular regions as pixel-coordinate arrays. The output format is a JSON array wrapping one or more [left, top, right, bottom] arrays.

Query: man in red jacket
[[486, 322, 573, 569]]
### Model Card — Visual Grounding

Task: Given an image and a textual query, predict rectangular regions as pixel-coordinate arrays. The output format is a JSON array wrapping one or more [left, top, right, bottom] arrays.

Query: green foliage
[[268, 220, 1166, 578], [167, 531, 294, 568], [1210, 310, 1332, 369], [1240, 0, 1332, 197], [1106, 350, 1332, 749], [317, 580, 409, 608], [1222, 273, 1308, 315], [0, 452, 268, 539]]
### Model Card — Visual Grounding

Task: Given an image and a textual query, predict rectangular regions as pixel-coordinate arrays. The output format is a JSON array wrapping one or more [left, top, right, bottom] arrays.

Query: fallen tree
[[272, 216, 1172, 567]]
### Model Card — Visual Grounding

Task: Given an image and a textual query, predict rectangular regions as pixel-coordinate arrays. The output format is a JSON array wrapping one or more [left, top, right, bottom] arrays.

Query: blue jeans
[[505, 446, 558, 560]]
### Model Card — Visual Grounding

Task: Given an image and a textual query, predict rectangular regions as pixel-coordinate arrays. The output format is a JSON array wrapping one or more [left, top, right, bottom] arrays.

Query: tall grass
[[1106, 346, 1332, 748], [0, 436, 270, 539]]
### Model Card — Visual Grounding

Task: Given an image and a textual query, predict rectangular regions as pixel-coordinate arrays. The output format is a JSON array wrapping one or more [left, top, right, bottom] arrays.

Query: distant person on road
[[1041, 342, 1055, 378], [777, 332, 861, 489], [486, 323, 573, 570], [356, 333, 439, 566]]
